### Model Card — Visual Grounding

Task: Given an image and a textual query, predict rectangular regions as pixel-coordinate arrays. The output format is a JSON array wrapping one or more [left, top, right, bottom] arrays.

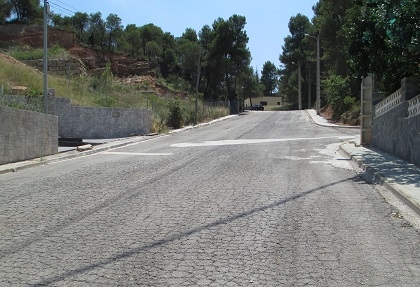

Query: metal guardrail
[[374, 89, 402, 117], [407, 94, 420, 117]]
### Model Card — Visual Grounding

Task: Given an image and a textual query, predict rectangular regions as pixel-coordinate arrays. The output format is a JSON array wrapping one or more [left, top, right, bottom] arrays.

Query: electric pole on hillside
[[43, 0, 49, 113], [194, 51, 201, 125]]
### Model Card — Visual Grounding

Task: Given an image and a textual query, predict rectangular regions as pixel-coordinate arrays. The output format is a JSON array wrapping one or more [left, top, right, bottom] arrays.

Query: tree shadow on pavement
[[353, 147, 420, 188], [29, 175, 361, 286]]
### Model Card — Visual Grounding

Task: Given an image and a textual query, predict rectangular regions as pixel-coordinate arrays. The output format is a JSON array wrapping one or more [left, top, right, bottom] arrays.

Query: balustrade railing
[[407, 94, 420, 117], [374, 89, 401, 117]]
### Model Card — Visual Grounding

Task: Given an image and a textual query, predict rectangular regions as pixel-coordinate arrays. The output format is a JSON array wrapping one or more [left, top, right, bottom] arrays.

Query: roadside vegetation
[[279, 1, 419, 123], [1, 0, 419, 125], [0, 52, 229, 133]]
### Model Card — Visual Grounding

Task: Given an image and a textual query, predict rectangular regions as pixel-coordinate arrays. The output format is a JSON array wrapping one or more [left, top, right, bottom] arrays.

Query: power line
[[49, 2, 75, 16], [54, 0, 79, 12], [49, 7, 73, 17]]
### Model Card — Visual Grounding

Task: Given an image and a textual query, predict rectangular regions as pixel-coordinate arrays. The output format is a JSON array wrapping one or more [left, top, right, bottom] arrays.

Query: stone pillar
[[360, 75, 374, 145], [400, 77, 419, 101]]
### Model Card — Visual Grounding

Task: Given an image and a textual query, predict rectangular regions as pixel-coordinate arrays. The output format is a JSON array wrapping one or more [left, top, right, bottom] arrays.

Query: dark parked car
[[251, 104, 264, 111]]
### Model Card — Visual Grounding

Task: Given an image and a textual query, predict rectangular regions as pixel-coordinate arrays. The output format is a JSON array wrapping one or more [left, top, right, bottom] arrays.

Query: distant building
[[244, 96, 283, 109]]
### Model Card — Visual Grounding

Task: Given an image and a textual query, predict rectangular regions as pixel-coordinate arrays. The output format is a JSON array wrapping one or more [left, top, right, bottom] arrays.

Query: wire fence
[[0, 87, 43, 112], [0, 86, 233, 123]]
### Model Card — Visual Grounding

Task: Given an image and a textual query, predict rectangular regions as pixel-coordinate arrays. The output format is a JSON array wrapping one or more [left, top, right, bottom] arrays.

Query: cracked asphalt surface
[[1, 111, 419, 286]]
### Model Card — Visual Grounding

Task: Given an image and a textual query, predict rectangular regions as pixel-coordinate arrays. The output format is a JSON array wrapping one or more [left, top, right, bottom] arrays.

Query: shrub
[[167, 100, 183, 129], [323, 75, 351, 119], [340, 99, 360, 125]]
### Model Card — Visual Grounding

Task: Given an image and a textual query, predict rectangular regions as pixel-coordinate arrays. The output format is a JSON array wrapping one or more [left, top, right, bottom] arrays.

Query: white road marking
[[103, 152, 173, 156], [171, 136, 355, 148]]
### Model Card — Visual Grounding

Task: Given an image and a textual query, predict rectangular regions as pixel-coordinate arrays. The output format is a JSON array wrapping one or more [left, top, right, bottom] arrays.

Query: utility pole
[[298, 61, 302, 110], [305, 30, 321, 114], [292, 61, 302, 110], [316, 30, 320, 115], [43, 0, 49, 113], [308, 66, 311, 109], [194, 50, 201, 125]]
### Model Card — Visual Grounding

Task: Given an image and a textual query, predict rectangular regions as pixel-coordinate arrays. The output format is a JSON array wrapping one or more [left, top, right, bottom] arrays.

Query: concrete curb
[[339, 142, 420, 216], [168, 114, 237, 134], [305, 109, 360, 129]]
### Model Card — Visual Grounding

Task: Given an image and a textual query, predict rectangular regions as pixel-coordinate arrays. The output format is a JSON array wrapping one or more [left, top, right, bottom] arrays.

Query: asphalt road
[[1, 111, 419, 286]]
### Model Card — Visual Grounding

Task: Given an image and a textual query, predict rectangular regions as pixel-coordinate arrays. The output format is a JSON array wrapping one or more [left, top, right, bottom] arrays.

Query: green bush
[[94, 96, 116, 107], [167, 100, 183, 129], [9, 44, 67, 60], [323, 75, 352, 119], [341, 101, 360, 125], [343, 95, 356, 106], [1, 47, 230, 131]]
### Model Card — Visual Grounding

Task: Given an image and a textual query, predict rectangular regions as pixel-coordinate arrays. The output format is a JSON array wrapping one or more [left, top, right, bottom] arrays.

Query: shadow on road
[[28, 175, 364, 286], [353, 147, 420, 188]]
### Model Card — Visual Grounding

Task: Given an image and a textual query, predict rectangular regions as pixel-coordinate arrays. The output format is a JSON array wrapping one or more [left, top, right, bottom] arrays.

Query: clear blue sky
[[51, 0, 317, 73]]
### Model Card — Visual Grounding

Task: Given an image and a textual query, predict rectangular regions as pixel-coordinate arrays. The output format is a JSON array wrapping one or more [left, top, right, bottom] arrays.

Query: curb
[[339, 142, 420, 216], [305, 110, 360, 129]]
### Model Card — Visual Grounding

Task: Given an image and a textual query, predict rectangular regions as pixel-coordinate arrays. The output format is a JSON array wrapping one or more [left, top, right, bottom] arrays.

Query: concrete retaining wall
[[0, 106, 58, 165], [48, 97, 153, 139], [372, 78, 420, 167]]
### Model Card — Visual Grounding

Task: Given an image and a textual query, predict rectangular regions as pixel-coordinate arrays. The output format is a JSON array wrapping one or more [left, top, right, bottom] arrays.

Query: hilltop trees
[[8, 0, 42, 23], [261, 61, 278, 96], [278, 0, 419, 120], [204, 15, 251, 101], [0, 0, 12, 23], [1, 2, 260, 104], [105, 13, 123, 51], [279, 13, 311, 108], [241, 67, 263, 105], [86, 12, 105, 49], [72, 12, 89, 41], [3, 0, 417, 118]]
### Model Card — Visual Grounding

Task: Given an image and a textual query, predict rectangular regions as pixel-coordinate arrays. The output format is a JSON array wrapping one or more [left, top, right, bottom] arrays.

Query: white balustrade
[[407, 94, 420, 117], [374, 89, 402, 117]]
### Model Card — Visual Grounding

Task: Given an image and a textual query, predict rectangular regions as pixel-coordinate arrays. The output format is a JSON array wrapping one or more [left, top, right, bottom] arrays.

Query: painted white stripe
[[171, 136, 355, 148], [104, 152, 173, 156]]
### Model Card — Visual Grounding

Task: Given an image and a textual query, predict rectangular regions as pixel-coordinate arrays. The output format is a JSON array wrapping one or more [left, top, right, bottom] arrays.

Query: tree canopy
[[4, 0, 41, 23], [0, 0, 13, 24], [0, 1, 272, 104], [279, 0, 419, 119], [261, 61, 278, 96], [3, 0, 417, 114]]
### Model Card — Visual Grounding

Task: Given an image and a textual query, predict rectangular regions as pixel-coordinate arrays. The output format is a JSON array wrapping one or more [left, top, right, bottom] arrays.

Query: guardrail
[[374, 89, 401, 118], [407, 94, 420, 117]]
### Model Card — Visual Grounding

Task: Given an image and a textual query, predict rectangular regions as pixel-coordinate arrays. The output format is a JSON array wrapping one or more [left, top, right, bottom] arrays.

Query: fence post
[[360, 75, 373, 145]]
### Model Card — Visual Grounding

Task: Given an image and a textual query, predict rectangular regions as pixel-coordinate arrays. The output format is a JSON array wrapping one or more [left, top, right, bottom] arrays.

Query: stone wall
[[48, 96, 153, 139], [372, 78, 420, 167], [23, 58, 86, 76], [0, 106, 58, 165]]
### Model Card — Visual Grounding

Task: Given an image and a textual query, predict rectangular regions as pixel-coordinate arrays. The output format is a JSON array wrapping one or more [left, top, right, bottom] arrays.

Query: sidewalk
[[307, 109, 420, 215]]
